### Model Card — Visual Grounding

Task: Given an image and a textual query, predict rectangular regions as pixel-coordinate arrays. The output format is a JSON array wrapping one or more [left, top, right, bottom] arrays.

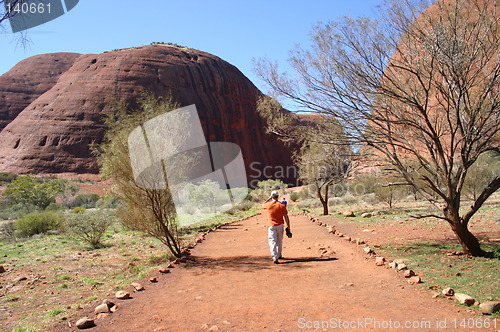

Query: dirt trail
[[79, 213, 488, 332]]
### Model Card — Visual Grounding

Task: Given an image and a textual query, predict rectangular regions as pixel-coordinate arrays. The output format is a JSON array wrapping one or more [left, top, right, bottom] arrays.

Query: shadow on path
[[182, 255, 338, 272]]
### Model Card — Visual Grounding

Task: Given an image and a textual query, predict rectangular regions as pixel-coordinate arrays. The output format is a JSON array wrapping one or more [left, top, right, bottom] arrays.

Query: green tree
[[255, 0, 499, 256], [96, 92, 185, 257], [2, 176, 64, 211]]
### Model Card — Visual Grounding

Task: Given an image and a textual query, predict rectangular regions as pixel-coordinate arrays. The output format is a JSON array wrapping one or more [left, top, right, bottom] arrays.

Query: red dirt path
[[64, 213, 491, 332]]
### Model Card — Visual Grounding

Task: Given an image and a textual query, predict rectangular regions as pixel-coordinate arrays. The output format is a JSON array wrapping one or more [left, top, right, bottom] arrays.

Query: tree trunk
[[316, 185, 329, 215], [450, 221, 485, 257], [444, 200, 486, 257], [323, 183, 330, 215]]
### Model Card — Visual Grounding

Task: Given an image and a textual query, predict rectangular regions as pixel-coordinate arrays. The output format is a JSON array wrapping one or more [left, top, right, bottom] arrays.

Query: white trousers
[[268, 224, 284, 261]]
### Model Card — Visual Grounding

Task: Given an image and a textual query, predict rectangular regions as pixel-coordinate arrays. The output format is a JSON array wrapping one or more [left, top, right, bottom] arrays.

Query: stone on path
[[375, 257, 385, 266], [403, 270, 415, 278], [396, 264, 407, 271], [76, 317, 95, 329], [0, 265, 5, 273], [442, 288, 455, 296], [408, 276, 421, 284], [454, 293, 475, 306], [361, 213, 372, 218], [115, 291, 131, 299], [131, 282, 144, 291], [159, 267, 171, 273], [343, 211, 355, 217], [94, 303, 110, 314], [479, 301, 500, 315]]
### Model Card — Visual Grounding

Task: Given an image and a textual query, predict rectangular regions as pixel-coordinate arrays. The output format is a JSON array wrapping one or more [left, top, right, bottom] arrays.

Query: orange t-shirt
[[264, 200, 287, 226]]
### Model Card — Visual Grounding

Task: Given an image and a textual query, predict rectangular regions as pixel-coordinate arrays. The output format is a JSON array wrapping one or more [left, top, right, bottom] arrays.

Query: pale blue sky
[[0, 0, 382, 92]]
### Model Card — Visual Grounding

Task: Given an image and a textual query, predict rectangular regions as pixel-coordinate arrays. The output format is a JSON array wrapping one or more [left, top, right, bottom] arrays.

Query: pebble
[[408, 276, 421, 284], [396, 264, 407, 271], [131, 282, 144, 291], [375, 257, 385, 266], [115, 291, 131, 299], [479, 301, 500, 315], [75, 317, 95, 329], [442, 288, 455, 296], [403, 270, 415, 278], [94, 303, 110, 314], [343, 211, 355, 217], [159, 267, 171, 273], [454, 293, 475, 306]]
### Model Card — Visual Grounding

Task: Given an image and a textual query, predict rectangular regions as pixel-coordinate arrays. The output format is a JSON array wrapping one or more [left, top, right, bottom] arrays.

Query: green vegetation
[[64, 209, 115, 248], [2, 175, 65, 211], [14, 211, 63, 238]]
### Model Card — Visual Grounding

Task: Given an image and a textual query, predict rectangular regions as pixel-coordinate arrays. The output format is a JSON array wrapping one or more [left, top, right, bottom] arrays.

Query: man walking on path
[[263, 190, 291, 264]]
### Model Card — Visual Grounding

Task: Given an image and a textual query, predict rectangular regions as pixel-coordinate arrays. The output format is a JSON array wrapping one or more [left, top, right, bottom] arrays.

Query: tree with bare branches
[[255, 0, 499, 256], [257, 95, 352, 215]]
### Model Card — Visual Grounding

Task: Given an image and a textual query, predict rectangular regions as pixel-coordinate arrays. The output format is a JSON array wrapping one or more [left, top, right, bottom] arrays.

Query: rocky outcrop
[[0, 45, 296, 184], [0, 53, 81, 132]]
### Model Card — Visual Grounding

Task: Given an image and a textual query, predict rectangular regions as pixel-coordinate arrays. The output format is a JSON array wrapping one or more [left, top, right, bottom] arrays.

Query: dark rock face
[[0, 45, 296, 185], [0, 53, 82, 132]]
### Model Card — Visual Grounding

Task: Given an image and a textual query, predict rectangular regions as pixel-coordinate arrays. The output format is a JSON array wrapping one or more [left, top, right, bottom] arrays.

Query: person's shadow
[[278, 257, 338, 264]]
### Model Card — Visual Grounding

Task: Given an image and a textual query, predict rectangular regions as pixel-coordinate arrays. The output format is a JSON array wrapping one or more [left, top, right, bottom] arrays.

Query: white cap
[[271, 190, 279, 198]]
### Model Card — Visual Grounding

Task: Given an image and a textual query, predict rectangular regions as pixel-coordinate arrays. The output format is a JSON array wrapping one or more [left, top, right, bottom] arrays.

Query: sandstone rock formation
[[0, 53, 81, 131], [0, 45, 296, 184]]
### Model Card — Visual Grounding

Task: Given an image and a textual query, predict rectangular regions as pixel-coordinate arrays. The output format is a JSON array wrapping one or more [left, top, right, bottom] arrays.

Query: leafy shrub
[[95, 195, 123, 209], [299, 187, 310, 199], [2, 176, 65, 211], [68, 193, 100, 208], [64, 210, 115, 248], [14, 212, 63, 237], [289, 192, 299, 202], [0, 172, 17, 184], [253, 179, 288, 200], [0, 220, 15, 239], [296, 199, 321, 209], [72, 207, 86, 214], [341, 195, 359, 205]]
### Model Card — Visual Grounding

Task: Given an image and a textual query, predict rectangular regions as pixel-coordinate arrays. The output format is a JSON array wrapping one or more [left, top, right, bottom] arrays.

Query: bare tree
[[296, 142, 351, 215], [255, 0, 499, 256], [257, 95, 352, 215]]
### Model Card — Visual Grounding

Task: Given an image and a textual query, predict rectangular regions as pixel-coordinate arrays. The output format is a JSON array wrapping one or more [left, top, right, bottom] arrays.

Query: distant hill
[[0, 45, 297, 185]]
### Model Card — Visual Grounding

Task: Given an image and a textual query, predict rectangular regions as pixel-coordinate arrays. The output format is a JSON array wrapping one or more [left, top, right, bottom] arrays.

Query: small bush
[[0, 172, 17, 184], [95, 195, 123, 209], [289, 192, 299, 202], [235, 201, 254, 211], [341, 195, 359, 205], [45, 203, 62, 211], [299, 187, 310, 199], [72, 207, 86, 214], [64, 210, 115, 248], [68, 193, 100, 208], [14, 212, 63, 237], [147, 253, 171, 265], [296, 199, 321, 209], [0, 220, 15, 239]]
